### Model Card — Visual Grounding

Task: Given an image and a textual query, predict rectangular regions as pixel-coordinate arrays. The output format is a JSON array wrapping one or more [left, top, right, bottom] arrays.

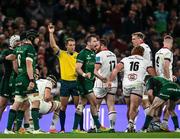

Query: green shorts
[[15, 76, 38, 96], [77, 79, 94, 97], [0, 76, 11, 98]]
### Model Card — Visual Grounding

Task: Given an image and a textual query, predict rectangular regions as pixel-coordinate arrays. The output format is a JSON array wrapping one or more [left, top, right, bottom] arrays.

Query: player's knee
[[76, 104, 84, 114], [28, 93, 40, 102], [108, 105, 115, 112], [60, 105, 67, 111]]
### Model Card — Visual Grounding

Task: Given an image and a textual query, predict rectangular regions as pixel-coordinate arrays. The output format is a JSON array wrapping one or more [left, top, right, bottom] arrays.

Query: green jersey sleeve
[[77, 50, 86, 63], [26, 45, 35, 61]]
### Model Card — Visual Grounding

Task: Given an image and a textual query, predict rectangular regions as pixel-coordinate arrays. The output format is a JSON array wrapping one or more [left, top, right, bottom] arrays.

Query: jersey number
[[156, 56, 159, 67], [109, 60, 115, 71], [17, 54, 21, 67], [130, 61, 139, 71]]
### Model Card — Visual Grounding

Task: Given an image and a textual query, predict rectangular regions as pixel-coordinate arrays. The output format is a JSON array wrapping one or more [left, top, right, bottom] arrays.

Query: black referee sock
[[59, 110, 66, 131]]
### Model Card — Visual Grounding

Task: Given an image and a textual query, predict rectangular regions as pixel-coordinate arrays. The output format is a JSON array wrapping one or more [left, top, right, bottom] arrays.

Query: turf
[[0, 132, 179, 138]]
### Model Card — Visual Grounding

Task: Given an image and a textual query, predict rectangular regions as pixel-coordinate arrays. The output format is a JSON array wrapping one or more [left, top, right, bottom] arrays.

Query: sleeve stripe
[[45, 87, 51, 90], [96, 62, 102, 65], [120, 61, 124, 65], [77, 59, 83, 63], [26, 57, 33, 62], [55, 50, 60, 56], [147, 66, 153, 70], [164, 58, 171, 62]]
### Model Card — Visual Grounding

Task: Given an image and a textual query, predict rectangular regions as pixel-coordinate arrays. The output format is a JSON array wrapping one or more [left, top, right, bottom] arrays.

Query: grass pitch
[[0, 132, 179, 138]]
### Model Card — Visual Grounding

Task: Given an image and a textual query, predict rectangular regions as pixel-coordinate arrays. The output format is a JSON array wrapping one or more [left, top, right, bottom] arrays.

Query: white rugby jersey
[[36, 79, 53, 99], [155, 47, 173, 81], [94, 50, 118, 88], [121, 55, 151, 86], [140, 43, 153, 66]]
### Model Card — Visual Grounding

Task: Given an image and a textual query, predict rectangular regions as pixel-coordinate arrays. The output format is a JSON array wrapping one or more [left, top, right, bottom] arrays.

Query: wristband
[[29, 79, 34, 82], [82, 73, 86, 77]]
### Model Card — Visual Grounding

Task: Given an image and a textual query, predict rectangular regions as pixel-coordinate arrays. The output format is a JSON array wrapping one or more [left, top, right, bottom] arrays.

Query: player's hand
[[83, 72, 91, 79], [172, 75, 177, 82], [101, 77, 107, 83], [48, 23, 55, 33], [107, 81, 112, 89], [27, 81, 35, 90]]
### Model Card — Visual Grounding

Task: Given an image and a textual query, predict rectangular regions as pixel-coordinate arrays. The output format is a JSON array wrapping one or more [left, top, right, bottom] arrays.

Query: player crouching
[[19, 74, 61, 134]]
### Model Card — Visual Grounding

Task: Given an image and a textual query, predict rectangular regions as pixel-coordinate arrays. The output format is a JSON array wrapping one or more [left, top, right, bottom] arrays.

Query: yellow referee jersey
[[57, 50, 78, 81]]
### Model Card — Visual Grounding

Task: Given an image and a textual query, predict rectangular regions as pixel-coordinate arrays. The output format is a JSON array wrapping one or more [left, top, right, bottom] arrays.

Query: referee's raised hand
[[48, 23, 55, 33]]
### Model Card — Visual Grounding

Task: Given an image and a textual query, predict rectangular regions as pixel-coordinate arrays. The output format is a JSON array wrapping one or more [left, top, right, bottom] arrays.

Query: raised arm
[[48, 23, 60, 55]]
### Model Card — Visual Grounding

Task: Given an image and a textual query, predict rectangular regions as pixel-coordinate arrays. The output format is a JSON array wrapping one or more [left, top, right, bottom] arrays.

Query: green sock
[[7, 109, 17, 130], [143, 115, 153, 129], [172, 116, 179, 129], [16, 110, 25, 131], [92, 115, 101, 129], [31, 108, 40, 130], [73, 113, 82, 130]]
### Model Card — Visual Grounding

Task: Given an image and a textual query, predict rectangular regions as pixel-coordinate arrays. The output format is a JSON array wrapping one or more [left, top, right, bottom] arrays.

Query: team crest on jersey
[[86, 55, 91, 60], [128, 73, 137, 81]]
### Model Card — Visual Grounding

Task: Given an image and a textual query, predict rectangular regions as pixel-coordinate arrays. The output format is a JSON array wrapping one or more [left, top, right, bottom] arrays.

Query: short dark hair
[[132, 32, 145, 40], [65, 38, 75, 46], [131, 46, 144, 56], [100, 39, 108, 47], [85, 34, 97, 43]]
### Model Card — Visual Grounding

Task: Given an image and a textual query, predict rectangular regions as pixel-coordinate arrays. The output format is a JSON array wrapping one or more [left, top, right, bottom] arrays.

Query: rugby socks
[[144, 107, 150, 115], [50, 112, 59, 130], [90, 117, 95, 129], [73, 113, 82, 129], [59, 110, 66, 131], [142, 115, 153, 129], [172, 116, 179, 129], [79, 112, 84, 130], [16, 110, 25, 131], [108, 111, 116, 129], [7, 109, 17, 130], [31, 108, 40, 130], [92, 115, 101, 129], [90, 110, 99, 129]]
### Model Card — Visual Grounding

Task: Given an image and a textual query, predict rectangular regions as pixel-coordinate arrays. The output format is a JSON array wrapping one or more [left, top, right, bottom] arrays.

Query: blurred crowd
[[0, 0, 180, 103]]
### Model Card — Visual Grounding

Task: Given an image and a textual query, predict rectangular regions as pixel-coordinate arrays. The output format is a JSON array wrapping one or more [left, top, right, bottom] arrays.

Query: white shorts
[[93, 87, 117, 99], [39, 100, 53, 114], [123, 83, 144, 97]]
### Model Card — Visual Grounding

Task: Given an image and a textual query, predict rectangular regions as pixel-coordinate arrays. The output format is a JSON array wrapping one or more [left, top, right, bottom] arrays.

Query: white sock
[[144, 107, 150, 115], [108, 111, 116, 129], [50, 112, 59, 130]]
